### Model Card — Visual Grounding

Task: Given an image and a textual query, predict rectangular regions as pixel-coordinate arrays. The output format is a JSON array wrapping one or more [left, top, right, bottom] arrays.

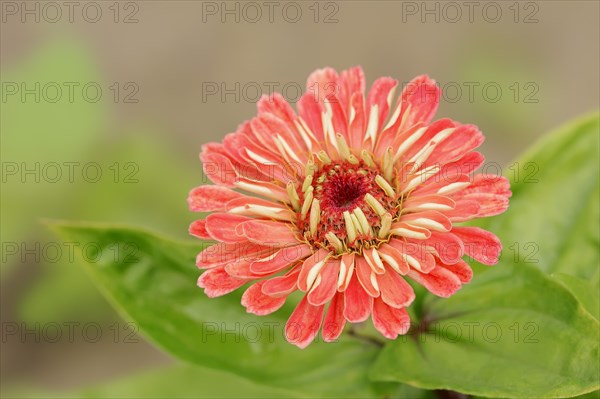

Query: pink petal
[[234, 179, 289, 203], [338, 66, 365, 110], [257, 93, 297, 126], [412, 173, 471, 197], [377, 244, 410, 275], [297, 249, 331, 292], [438, 151, 485, 180], [306, 67, 340, 103], [187, 186, 243, 212], [205, 213, 251, 243], [459, 174, 512, 197], [390, 221, 432, 240], [439, 258, 473, 284], [241, 281, 286, 316], [322, 292, 346, 342], [197, 267, 247, 298], [367, 76, 398, 133], [241, 220, 300, 247], [256, 95, 310, 157], [343, 274, 373, 323], [401, 195, 456, 213], [443, 200, 481, 222], [307, 258, 340, 306], [452, 226, 502, 265], [407, 266, 462, 298], [337, 252, 356, 292], [347, 92, 366, 148], [196, 242, 271, 270], [324, 92, 349, 139], [397, 75, 440, 130], [387, 239, 436, 273], [355, 255, 380, 297], [200, 146, 238, 187], [372, 298, 411, 339], [297, 94, 324, 141], [189, 220, 212, 240], [250, 244, 312, 274], [376, 269, 415, 308], [227, 196, 288, 210], [401, 210, 452, 232], [363, 248, 385, 274], [424, 124, 484, 167], [397, 119, 456, 165], [424, 231, 464, 264], [225, 258, 268, 279], [285, 296, 325, 349], [452, 175, 511, 217], [261, 268, 300, 298], [254, 113, 307, 164]]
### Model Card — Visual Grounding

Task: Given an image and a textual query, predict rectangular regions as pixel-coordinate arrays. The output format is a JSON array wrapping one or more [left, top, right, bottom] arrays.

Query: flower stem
[[346, 325, 385, 347]]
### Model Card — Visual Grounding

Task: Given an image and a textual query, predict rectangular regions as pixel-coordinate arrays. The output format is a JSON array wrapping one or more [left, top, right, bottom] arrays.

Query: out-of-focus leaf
[[49, 222, 403, 398]]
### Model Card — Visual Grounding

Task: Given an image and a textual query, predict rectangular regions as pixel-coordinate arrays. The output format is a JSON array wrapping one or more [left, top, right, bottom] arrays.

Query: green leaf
[[370, 114, 600, 398], [370, 262, 600, 398], [3, 363, 434, 399], [48, 222, 403, 398], [78, 364, 435, 399], [79, 364, 304, 398], [476, 113, 599, 288]]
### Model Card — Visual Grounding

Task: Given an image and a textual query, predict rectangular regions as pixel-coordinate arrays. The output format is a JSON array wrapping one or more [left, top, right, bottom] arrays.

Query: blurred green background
[[1, 0, 598, 396]]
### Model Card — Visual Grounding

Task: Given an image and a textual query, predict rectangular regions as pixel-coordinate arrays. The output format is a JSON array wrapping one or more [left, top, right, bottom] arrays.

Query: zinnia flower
[[188, 67, 511, 348]]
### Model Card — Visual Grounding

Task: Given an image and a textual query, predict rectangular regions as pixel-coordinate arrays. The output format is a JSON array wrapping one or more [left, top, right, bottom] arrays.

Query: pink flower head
[[189, 67, 511, 348]]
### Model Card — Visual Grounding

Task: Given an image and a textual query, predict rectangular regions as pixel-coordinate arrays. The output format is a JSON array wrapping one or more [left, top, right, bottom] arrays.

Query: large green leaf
[[79, 364, 433, 399], [370, 114, 600, 397], [49, 222, 404, 398], [2, 363, 434, 399]]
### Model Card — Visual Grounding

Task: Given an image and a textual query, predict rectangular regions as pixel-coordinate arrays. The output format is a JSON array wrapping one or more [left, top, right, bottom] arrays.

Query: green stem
[[345, 325, 385, 347]]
